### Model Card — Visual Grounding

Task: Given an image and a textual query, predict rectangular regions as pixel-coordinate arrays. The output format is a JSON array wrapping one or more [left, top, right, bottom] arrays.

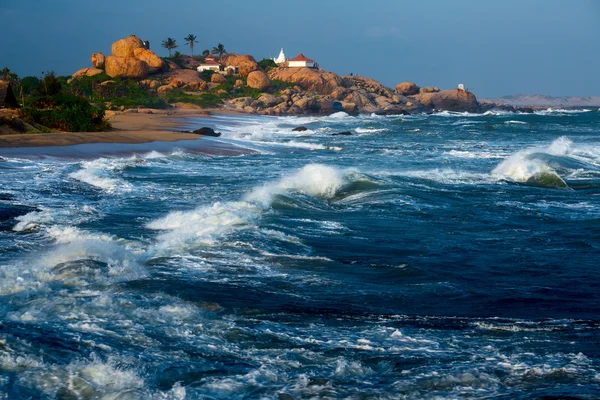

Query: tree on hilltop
[[184, 34, 198, 56], [1, 67, 20, 86], [212, 43, 227, 60], [162, 38, 178, 57]]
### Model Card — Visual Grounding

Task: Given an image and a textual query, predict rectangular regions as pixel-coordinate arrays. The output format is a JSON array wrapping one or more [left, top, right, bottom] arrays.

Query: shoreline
[[0, 107, 246, 149]]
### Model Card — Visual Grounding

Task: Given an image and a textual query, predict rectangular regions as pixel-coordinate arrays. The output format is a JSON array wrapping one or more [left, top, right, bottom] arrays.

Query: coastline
[[0, 107, 245, 149]]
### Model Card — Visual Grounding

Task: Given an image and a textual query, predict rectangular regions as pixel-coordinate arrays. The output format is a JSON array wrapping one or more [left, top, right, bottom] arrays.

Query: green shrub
[[68, 76, 169, 109], [20, 94, 110, 132], [258, 58, 277, 72], [165, 92, 223, 107]]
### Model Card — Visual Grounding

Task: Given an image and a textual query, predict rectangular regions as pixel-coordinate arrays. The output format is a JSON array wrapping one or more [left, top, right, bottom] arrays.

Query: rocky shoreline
[[63, 35, 600, 118]]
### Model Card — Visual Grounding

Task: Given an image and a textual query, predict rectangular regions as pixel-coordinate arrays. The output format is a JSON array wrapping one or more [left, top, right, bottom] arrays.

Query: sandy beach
[[0, 107, 244, 149]]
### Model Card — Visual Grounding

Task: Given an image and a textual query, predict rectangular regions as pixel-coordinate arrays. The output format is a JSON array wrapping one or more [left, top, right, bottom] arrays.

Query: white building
[[197, 55, 222, 72], [273, 48, 286, 64], [458, 83, 465, 91], [288, 53, 316, 68], [196, 55, 239, 75]]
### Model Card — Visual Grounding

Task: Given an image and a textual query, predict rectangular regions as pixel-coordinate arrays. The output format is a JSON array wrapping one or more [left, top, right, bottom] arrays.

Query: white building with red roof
[[197, 55, 222, 72], [197, 54, 239, 75], [288, 53, 316, 68]]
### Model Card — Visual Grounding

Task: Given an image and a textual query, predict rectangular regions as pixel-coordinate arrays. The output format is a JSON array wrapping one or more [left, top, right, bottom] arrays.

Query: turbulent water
[[1, 109, 600, 399]]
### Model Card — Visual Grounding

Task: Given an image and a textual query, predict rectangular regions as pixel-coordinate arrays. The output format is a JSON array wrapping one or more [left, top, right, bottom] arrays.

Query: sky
[[1, 0, 599, 98]]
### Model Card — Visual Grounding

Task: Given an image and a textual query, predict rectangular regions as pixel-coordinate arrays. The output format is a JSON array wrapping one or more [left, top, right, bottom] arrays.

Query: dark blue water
[[1, 109, 599, 399]]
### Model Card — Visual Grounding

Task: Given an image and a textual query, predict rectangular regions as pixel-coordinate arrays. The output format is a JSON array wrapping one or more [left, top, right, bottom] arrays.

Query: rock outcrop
[[247, 71, 270, 91], [211, 74, 227, 84], [133, 48, 165, 73], [112, 35, 145, 58], [105, 57, 149, 79], [396, 82, 419, 96], [268, 67, 344, 95], [71, 67, 104, 80], [411, 89, 481, 113], [73, 35, 166, 80], [220, 54, 259, 77], [91, 53, 105, 69]]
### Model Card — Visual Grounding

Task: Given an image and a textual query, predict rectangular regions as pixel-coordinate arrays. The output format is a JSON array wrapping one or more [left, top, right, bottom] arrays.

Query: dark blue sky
[[1, 0, 599, 97]]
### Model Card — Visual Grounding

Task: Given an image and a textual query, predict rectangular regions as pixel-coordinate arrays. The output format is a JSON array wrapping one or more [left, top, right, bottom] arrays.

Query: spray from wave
[[148, 164, 352, 251], [492, 137, 572, 188]]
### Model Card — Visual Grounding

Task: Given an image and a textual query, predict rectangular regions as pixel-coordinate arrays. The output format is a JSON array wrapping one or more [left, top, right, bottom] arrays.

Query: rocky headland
[[68, 35, 499, 116]]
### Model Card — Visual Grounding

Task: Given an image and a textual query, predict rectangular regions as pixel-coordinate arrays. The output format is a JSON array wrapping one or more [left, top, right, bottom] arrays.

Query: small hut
[[0, 80, 19, 108]]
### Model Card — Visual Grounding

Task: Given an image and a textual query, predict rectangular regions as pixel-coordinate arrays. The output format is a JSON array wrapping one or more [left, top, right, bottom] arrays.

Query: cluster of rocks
[[226, 67, 480, 115], [72, 35, 167, 81], [69, 35, 488, 115]]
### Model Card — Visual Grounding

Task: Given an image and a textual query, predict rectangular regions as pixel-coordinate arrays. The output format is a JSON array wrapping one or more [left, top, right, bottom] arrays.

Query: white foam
[[149, 164, 350, 250], [535, 108, 592, 115], [69, 158, 133, 193], [355, 127, 388, 133], [504, 120, 528, 125], [492, 137, 571, 183]]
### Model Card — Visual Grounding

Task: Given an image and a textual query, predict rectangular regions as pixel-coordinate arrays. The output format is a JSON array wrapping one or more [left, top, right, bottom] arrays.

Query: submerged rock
[[292, 126, 308, 132], [192, 127, 221, 137], [332, 131, 352, 136]]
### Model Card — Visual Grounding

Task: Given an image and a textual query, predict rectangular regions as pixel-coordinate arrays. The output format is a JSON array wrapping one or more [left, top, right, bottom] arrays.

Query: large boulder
[[258, 93, 281, 107], [133, 48, 166, 73], [111, 35, 145, 58], [105, 56, 149, 79], [247, 71, 270, 91], [412, 89, 481, 113], [91, 53, 105, 69], [211, 73, 227, 84], [268, 67, 344, 96], [220, 54, 259, 77], [396, 82, 419, 96]]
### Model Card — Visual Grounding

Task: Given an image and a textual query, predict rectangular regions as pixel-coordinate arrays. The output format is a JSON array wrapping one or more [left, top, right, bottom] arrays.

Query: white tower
[[274, 48, 286, 64]]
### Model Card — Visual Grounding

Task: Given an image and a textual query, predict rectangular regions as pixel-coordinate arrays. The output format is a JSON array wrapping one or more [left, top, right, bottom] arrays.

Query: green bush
[[20, 94, 110, 132], [258, 58, 277, 72], [69, 76, 169, 109], [165, 92, 223, 107]]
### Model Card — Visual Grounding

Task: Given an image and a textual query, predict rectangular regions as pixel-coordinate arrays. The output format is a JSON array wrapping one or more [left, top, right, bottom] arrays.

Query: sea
[[0, 109, 599, 399]]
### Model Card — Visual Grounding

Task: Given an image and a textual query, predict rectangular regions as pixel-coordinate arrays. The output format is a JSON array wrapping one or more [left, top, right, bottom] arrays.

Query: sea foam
[[148, 164, 349, 250], [492, 137, 571, 187]]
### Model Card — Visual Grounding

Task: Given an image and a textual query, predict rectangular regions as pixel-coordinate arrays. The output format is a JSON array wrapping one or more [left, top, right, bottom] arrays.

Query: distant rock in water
[[192, 127, 221, 137], [292, 126, 308, 132], [332, 131, 352, 136]]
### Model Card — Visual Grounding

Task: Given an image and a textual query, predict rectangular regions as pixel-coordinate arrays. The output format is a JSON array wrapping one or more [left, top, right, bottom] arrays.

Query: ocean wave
[[492, 137, 572, 187], [69, 158, 135, 193], [355, 127, 389, 133], [535, 108, 592, 115], [149, 164, 357, 251]]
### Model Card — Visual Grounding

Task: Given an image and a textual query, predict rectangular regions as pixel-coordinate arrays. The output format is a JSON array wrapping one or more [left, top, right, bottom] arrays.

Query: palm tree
[[212, 43, 227, 60], [202, 49, 210, 57], [161, 38, 178, 57], [184, 34, 198, 56]]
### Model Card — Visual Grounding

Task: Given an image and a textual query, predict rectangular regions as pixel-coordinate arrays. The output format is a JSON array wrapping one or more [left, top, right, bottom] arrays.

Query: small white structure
[[288, 53, 316, 68], [197, 55, 222, 72], [273, 48, 287, 65], [197, 55, 239, 75], [458, 83, 465, 91]]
